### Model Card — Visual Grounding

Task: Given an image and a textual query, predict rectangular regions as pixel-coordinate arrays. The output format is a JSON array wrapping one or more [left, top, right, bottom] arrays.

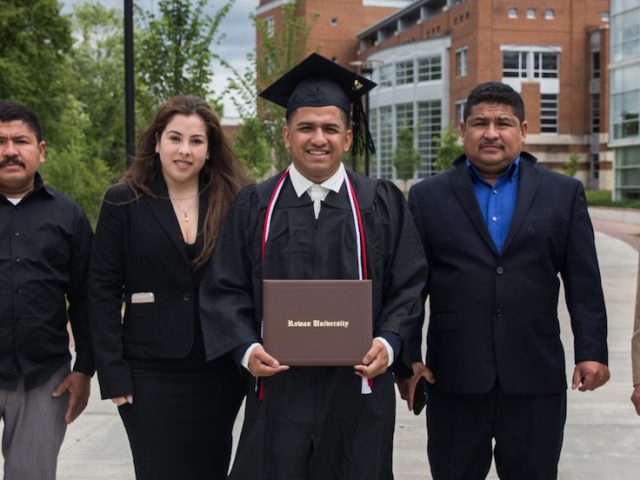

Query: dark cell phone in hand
[[413, 377, 429, 415]]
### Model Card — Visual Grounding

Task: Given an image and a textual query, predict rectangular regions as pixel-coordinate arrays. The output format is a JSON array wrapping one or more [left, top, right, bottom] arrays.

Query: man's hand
[[354, 339, 389, 380], [395, 362, 435, 411], [248, 345, 289, 378], [571, 361, 610, 392], [631, 385, 640, 416], [52, 372, 91, 424]]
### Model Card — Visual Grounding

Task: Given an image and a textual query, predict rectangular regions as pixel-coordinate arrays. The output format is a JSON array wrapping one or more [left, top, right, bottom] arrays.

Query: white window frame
[[456, 47, 468, 77]]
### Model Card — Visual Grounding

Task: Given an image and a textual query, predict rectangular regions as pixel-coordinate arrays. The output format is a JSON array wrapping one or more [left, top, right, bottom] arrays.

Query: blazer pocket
[[123, 302, 159, 345], [534, 314, 561, 335], [429, 313, 457, 332]]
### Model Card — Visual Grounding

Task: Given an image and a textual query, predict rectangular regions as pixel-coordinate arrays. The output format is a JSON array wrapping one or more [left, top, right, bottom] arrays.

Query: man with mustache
[[401, 82, 610, 479], [0, 100, 93, 479]]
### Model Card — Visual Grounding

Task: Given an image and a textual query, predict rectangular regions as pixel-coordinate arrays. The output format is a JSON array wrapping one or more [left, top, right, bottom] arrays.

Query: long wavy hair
[[122, 95, 246, 269]]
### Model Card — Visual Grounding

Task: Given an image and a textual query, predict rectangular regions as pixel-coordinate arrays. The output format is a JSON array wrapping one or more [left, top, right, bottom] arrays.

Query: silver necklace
[[169, 194, 198, 222]]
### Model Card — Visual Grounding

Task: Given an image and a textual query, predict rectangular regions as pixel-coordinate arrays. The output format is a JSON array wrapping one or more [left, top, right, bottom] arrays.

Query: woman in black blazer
[[90, 95, 246, 479]]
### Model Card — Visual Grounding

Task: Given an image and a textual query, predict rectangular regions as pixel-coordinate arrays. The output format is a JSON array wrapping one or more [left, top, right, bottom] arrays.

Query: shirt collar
[[466, 156, 520, 184], [288, 162, 345, 198]]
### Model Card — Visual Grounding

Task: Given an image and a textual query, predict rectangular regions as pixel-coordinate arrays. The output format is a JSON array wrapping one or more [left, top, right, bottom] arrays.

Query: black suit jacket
[[408, 152, 608, 395], [90, 176, 207, 399]]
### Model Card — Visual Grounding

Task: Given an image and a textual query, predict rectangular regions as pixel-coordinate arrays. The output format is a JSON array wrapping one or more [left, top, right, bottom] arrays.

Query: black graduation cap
[[259, 52, 377, 156]]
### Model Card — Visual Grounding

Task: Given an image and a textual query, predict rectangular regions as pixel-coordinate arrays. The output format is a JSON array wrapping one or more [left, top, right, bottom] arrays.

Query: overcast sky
[[62, 0, 259, 117]]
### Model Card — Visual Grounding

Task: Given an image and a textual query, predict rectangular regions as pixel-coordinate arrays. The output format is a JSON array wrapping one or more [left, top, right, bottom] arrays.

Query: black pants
[[119, 369, 245, 480], [426, 383, 566, 480]]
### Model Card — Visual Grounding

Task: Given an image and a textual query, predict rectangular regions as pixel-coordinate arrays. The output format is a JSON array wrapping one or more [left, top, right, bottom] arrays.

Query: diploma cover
[[263, 279, 373, 366]]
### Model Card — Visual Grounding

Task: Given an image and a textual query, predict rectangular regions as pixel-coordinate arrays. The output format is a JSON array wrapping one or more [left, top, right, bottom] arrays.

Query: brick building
[[256, 0, 411, 66], [255, 0, 613, 188], [358, 0, 612, 185], [610, 0, 640, 200]]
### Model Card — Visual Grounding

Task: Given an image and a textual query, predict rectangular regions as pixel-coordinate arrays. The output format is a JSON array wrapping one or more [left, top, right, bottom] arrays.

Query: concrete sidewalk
[[51, 227, 639, 479]]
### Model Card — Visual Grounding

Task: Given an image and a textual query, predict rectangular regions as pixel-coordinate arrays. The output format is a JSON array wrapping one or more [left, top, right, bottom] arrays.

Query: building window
[[612, 6, 640, 62], [396, 103, 414, 132], [527, 8, 536, 19], [591, 153, 600, 181], [613, 92, 640, 139], [602, 11, 609, 22], [378, 106, 394, 179], [540, 94, 559, 133], [396, 60, 415, 85], [592, 52, 600, 79], [379, 64, 393, 87], [417, 100, 442, 177], [456, 47, 468, 77], [264, 16, 275, 38], [456, 100, 466, 125], [592, 94, 600, 133], [508, 7, 517, 19], [611, 66, 640, 140], [545, 9, 554, 20], [534, 52, 559, 78], [417, 56, 442, 81], [503, 51, 528, 78], [330, 17, 338, 26]]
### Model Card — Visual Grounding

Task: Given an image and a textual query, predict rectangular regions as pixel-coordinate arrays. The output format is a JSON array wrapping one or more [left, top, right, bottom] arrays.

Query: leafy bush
[[585, 190, 640, 209]]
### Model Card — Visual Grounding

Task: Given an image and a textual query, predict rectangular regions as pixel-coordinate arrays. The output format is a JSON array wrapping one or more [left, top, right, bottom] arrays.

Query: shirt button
[[491, 216, 498, 222], [16, 288, 22, 294], [14, 231, 20, 237], [495, 308, 503, 318], [15, 258, 20, 263], [496, 266, 504, 274], [183, 293, 192, 302], [492, 190, 498, 195]]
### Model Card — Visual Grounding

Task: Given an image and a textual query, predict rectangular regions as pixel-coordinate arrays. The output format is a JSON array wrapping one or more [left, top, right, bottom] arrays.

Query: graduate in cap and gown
[[199, 53, 427, 480]]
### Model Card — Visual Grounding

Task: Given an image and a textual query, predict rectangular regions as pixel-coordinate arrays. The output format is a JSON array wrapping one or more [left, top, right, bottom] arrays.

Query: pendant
[[184, 212, 190, 222]]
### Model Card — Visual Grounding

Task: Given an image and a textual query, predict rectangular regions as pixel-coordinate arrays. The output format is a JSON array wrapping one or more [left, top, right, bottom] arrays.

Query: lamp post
[[124, 0, 135, 166], [350, 59, 383, 177]]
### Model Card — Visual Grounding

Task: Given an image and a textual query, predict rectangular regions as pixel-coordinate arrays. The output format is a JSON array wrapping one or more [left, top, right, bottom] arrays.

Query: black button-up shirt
[[0, 173, 94, 391]]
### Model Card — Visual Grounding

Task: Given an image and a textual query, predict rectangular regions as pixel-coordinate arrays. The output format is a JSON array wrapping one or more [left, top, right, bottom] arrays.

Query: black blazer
[[90, 175, 207, 399], [408, 152, 608, 395]]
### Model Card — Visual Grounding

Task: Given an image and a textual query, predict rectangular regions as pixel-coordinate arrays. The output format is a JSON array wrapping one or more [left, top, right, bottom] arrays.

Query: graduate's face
[[155, 114, 208, 188], [460, 102, 527, 182], [0, 120, 45, 198], [283, 106, 352, 183]]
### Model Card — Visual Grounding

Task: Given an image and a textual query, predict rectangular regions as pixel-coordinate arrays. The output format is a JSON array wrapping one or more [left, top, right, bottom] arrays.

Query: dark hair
[[0, 99, 44, 142], [463, 82, 525, 123], [123, 95, 247, 269]]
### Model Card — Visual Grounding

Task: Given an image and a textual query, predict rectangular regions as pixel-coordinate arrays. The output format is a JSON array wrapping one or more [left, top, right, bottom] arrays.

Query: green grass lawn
[[586, 190, 640, 209]]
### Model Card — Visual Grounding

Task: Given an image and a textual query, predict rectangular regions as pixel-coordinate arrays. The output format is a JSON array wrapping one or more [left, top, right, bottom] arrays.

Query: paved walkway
[[28, 221, 640, 479]]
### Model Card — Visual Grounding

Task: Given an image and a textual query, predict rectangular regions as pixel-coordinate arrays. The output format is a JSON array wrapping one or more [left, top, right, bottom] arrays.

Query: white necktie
[[308, 184, 324, 219]]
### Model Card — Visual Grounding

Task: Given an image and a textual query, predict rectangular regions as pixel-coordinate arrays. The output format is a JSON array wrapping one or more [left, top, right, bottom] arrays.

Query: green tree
[[563, 152, 580, 178], [136, 0, 234, 110], [433, 126, 464, 172], [69, 1, 127, 172], [232, 117, 271, 181], [393, 128, 421, 191], [225, 0, 318, 170], [40, 97, 116, 224], [0, 0, 74, 146]]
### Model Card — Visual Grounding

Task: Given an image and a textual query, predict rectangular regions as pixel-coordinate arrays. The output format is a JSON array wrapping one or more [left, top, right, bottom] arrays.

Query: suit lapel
[[146, 175, 189, 263], [449, 161, 499, 256], [502, 155, 541, 254]]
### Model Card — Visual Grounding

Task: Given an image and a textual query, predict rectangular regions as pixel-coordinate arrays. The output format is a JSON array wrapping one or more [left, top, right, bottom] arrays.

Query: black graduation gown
[[199, 170, 427, 480]]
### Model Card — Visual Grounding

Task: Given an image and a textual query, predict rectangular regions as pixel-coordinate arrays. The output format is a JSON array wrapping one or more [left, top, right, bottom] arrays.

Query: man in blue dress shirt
[[401, 82, 610, 479]]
